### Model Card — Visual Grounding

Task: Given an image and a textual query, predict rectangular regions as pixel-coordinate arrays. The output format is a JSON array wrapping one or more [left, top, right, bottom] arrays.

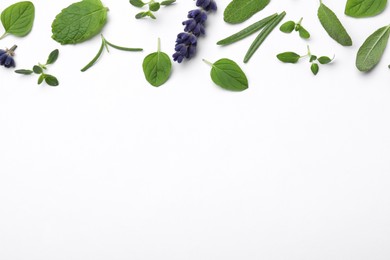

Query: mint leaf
[[345, 0, 387, 18], [224, 0, 270, 24], [0, 1, 35, 40], [51, 0, 108, 44]]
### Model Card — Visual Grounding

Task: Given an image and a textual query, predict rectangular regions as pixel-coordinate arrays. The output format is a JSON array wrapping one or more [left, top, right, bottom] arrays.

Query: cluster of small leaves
[[280, 17, 310, 39], [15, 49, 60, 86], [130, 0, 175, 19], [277, 46, 333, 75], [0, 1, 35, 40]]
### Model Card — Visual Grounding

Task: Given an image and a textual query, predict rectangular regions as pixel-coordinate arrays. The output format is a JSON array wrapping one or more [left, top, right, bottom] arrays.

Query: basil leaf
[[51, 0, 109, 44], [277, 52, 301, 63], [345, 0, 387, 18], [224, 0, 270, 24], [142, 38, 171, 87], [46, 49, 59, 65], [318, 2, 352, 46], [205, 58, 248, 92], [356, 25, 390, 72], [0, 1, 35, 39]]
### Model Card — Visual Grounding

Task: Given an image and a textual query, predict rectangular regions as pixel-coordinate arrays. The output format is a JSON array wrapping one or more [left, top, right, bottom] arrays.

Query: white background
[[1, 0, 390, 259]]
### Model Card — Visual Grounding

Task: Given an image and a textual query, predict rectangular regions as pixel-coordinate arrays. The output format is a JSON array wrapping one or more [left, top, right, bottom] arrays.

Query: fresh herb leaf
[[204, 58, 248, 92], [298, 27, 310, 39], [309, 55, 317, 62], [356, 25, 390, 72], [160, 0, 176, 6], [51, 0, 109, 44], [44, 75, 59, 87], [318, 2, 352, 46], [280, 21, 295, 33], [0, 1, 35, 40], [217, 13, 278, 46], [345, 0, 387, 18], [224, 0, 270, 24], [46, 49, 59, 65], [130, 0, 145, 7], [149, 2, 160, 11], [15, 69, 33, 75], [33, 65, 43, 74], [37, 74, 45, 84], [142, 38, 171, 87], [311, 63, 319, 75], [318, 56, 332, 64], [276, 52, 301, 63]]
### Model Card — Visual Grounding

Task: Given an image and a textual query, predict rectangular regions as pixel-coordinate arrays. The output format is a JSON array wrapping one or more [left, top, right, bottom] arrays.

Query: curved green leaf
[[0, 1, 35, 39], [318, 2, 352, 46], [224, 0, 270, 24], [142, 39, 171, 87], [356, 25, 390, 72], [51, 0, 108, 44], [345, 0, 387, 18]]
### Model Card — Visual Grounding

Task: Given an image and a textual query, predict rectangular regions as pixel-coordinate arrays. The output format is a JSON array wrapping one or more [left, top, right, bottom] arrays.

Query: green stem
[[297, 17, 303, 25], [157, 37, 161, 52], [0, 32, 7, 40], [104, 37, 143, 52], [202, 59, 213, 67], [81, 39, 105, 72]]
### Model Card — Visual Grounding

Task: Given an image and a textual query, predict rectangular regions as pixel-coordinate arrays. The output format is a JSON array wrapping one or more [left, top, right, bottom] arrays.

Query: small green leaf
[[135, 12, 148, 19], [298, 27, 310, 39], [345, 0, 387, 18], [356, 25, 390, 72], [224, 0, 270, 24], [51, 0, 108, 44], [280, 21, 295, 33], [37, 74, 45, 84], [318, 2, 353, 46], [15, 69, 33, 75], [205, 58, 248, 92], [142, 38, 171, 87], [277, 52, 301, 63], [46, 49, 59, 65], [0, 1, 35, 39], [160, 0, 176, 6], [45, 75, 59, 86], [309, 55, 317, 62], [311, 63, 319, 75], [130, 0, 145, 7], [33, 65, 43, 74], [318, 56, 332, 64], [146, 11, 156, 19], [149, 2, 160, 11]]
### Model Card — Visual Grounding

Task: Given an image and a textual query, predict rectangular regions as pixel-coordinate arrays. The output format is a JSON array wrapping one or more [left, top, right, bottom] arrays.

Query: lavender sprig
[[173, 0, 217, 63]]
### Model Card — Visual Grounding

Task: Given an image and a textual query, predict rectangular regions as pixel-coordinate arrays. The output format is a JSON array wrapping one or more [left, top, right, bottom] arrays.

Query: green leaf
[[280, 21, 295, 33], [33, 65, 43, 74], [318, 2, 353, 46], [51, 0, 108, 44], [345, 0, 387, 18], [277, 52, 301, 63], [298, 27, 310, 39], [309, 55, 317, 62], [205, 58, 248, 92], [130, 0, 145, 7], [311, 63, 319, 75], [45, 75, 59, 86], [318, 56, 332, 64], [37, 74, 45, 85], [224, 0, 270, 24], [142, 38, 171, 87], [356, 25, 390, 72], [135, 12, 148, 19], [15, 69, 33, 75], [149, 2, 160, 11], [160, 0, 176, 6], [46, 49, 59, 65], [0, 1, 35, 39]]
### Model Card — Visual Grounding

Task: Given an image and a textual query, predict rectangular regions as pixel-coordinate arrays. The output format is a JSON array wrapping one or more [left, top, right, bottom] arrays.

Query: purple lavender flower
[[173, 0, 216, 63], [0, 45, 17, 68]]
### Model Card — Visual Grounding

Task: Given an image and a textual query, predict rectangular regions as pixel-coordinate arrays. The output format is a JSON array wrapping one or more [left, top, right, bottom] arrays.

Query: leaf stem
[[157, 37, 161, 52], [0, 32, 7, 40], [81, 39, 105, 72], [202, 59, 213, 67]]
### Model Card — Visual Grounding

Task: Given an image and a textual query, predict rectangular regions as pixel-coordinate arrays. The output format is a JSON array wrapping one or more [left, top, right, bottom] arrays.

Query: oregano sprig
[[81, 34, 143, 72], [280, 17, 310, 39], [0, 1, 35, 40], [130, 0, 176, 19], [15, 49, 60, 86], [277, 46, 333, 75]]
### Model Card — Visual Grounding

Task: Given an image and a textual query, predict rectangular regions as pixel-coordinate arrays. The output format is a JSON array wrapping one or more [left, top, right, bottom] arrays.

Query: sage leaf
[[277, 52, 300, 63], [224, 0, 270, 24], [345, 0, 387, 18], [204, 58, 248, 92], [356, 25, 390, 72], [142, 38, 171, 87], [318, 2, 352, 46], [46, 49, 59, 65], [51, 0, 109, 44], [0, 1, 35, 40]]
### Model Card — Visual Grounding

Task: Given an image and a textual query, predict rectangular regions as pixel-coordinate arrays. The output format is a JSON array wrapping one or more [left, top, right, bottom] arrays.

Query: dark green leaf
[[149, 2, 160, 11], [345, 0, 387, 18], [206, 58, 248, 91], [130, 0, 145, 7], [280, 21, 295, 33], [309, 55, 317, 62], [135, 12, 148, 19], [33, 65, 43, 74], [51, 0, 108, 44], [318, 56, 332, 64], [15, 69, 33, 75], [142, 39, 171, 87], [356, 25, 390, 72], [318, 2, 353, 46], [46, 49, 59, 65], [277, 52, 301, 63], [44, 75, 59, 86], [0, 1, 35, 39], [224, 0, 270, 24], [298, 27, 310, 39], [160, 0, 176, 6], [311, 63, 319, 75], [37, 74, 45, 84]]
